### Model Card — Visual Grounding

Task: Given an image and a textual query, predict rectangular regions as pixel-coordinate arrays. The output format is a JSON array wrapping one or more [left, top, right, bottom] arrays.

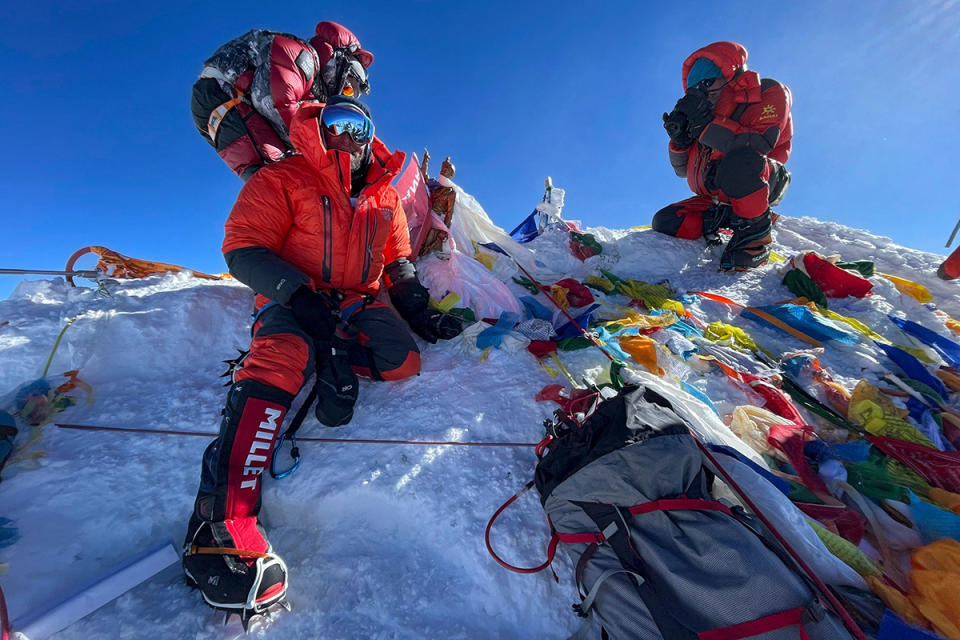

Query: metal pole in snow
[[0, 269, 100, 279], [947, 218, 960, 248]]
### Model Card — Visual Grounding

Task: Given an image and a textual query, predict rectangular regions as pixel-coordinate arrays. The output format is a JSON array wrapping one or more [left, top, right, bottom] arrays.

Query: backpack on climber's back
[[532, 383, 856, 639]]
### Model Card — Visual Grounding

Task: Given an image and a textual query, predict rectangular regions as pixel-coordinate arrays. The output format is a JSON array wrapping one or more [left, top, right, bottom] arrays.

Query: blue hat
[[686, 58, 722, 90]]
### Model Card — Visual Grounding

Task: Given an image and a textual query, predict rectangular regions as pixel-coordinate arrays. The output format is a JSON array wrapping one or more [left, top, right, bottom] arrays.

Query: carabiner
[[270, 431, 301, 479]]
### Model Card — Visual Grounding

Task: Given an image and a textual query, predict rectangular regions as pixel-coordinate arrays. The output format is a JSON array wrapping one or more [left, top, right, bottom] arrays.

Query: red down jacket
[[222, 102, 410, 308], [668, 42, 794, 218]]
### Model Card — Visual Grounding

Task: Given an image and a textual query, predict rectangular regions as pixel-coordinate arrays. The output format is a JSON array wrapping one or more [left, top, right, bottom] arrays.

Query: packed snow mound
[[0, 211, 957, 639]]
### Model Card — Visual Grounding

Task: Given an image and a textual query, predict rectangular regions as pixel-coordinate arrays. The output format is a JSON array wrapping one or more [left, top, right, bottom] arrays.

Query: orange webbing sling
[[64, 246, 227, 286]]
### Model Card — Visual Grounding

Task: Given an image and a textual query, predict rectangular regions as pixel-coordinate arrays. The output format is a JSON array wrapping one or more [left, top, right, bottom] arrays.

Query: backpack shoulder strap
[[729, 78, 780, 123]]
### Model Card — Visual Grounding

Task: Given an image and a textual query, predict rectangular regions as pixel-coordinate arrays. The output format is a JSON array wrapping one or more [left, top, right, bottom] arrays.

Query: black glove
[[288, 286, 338, 341], [313, 336, 359, 427], [406, 308, 464, 344], [663, 88, 713, 148], [662, 110, 693, 148], [387, 271, 464, 343]]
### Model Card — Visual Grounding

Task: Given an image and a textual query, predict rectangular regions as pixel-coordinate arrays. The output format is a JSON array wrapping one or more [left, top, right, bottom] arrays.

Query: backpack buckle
[[802, 601, 826, 624]]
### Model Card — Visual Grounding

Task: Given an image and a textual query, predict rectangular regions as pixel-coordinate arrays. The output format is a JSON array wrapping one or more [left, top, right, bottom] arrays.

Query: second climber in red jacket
[[190, 21, 374, 181], [652, 41, 793, 271], [181, 97, 463, 623]]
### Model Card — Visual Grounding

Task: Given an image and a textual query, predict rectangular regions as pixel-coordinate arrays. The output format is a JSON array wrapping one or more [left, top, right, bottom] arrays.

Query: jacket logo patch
[[379, 207, 394, 221], [758, 104, 778, 121]]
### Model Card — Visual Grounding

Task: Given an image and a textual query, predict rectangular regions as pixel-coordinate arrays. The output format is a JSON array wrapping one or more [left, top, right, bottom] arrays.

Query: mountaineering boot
[[183, 379, 294, 621], [720, 209, 774, 271], [314, 335, 359, 427], [701, 203, 731, 247], [183, 518, 288, 620]]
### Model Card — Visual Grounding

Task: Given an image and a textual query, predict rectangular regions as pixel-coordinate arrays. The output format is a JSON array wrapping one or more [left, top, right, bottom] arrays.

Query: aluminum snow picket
[[10, 540, 178, 639]]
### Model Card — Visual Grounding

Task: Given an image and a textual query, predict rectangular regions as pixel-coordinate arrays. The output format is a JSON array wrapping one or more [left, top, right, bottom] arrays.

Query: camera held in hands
[[662, 87, 713, 149]]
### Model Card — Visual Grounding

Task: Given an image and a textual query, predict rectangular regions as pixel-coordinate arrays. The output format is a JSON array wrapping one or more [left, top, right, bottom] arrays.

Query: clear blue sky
[[2, 0, 958, 300]]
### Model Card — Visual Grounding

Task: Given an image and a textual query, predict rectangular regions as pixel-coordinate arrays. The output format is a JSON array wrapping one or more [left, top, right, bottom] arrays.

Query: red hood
[[309, 21, 374, 69], [289, 102, 404, 194], [682, 41, 761, 115], [682, 41, 748, 90]]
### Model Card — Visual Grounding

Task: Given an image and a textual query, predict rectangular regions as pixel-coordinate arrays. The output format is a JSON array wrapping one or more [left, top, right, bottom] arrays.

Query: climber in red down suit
[[181, 97, 463, 622], [653, 41, 793, 271]]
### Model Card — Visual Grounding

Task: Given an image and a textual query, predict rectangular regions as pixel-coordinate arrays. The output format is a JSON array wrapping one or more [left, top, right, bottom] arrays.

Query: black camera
[[663, 88, 712, 149], [663, 110, 693, 148]]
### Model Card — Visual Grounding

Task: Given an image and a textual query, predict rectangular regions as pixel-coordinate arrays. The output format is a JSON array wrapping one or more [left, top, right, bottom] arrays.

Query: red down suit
[[656, 42, 793, 239], [223, 100, 419, 393], [189, 102, 420, 550]]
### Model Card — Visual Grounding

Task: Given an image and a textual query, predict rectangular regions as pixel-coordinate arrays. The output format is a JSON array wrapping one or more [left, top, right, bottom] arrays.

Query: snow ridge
[[0, 212, 956, 639]]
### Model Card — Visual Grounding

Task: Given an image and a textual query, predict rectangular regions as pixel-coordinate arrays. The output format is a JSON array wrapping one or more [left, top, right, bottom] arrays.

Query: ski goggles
[[340, 58, 370, 96], [691, 77, 724, 92], [319, 103, 374, 146], [323, 52, 371, 97]]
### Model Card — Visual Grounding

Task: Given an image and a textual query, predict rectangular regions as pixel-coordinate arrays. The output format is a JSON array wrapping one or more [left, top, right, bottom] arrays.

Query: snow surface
[[0, 209, 958, 639]]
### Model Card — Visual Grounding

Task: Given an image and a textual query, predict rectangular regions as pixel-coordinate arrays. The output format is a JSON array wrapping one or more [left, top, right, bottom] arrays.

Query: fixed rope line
[[54, 423, 538, 448]]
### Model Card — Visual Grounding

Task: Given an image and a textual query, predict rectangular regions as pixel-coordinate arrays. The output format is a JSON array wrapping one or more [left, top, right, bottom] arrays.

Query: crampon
[[183, 522, 290, 632], [183, 546, 290, 631]]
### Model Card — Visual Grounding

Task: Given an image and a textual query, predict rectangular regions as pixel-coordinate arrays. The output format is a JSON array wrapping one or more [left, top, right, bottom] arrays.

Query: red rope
[[694, 437, 866, 640], [54, 423, 537, 448], [484, 480, 557, 577], [511, 260, 615, 362]]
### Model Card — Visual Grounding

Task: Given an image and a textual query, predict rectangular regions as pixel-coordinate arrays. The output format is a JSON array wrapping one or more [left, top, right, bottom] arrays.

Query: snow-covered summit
[[0, 208, 957, 639]]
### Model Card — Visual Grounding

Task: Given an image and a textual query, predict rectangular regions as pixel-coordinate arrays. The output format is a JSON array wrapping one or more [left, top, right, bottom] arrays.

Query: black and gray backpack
[[501, 384, 859, 639]]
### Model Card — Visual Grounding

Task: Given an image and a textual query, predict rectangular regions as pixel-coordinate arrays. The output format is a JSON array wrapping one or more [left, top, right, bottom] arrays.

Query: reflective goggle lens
[[320, 104, 374, 145], [342, 59, 370, 95]]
